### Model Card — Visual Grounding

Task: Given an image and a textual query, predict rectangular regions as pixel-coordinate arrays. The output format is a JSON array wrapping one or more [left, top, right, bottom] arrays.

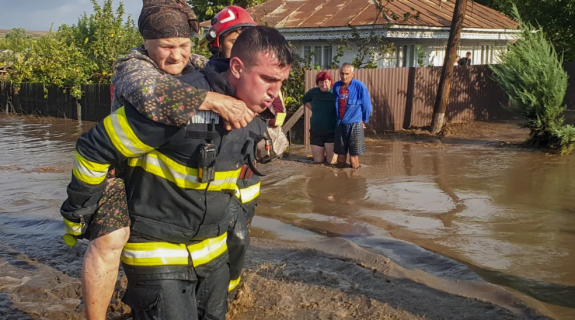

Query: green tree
[[3, 27, 31, 52], [57, 0, 142, 83], [490, 6, 574, 153], [187, 0, 267, 22], [475, 0, 575, 61], [7, 32, 93, 98]]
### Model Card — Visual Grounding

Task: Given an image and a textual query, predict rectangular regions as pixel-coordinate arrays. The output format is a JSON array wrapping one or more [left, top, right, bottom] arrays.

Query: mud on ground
[[0, 236, 553, 320]]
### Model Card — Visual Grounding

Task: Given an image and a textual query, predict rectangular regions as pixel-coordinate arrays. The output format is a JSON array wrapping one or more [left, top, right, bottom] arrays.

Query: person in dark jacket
[[303, 71, 337, 164], [62, 1, 260, 319], [62, 25, 292, 320], [458, 52, 472, 66]]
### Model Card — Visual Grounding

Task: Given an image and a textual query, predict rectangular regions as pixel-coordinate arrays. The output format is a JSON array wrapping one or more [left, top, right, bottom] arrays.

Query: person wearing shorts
[[333, 62, 372, 169], [303, 71, 337, 164]]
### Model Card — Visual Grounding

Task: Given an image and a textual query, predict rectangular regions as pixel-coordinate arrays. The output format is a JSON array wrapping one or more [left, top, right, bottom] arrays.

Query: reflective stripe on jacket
[[121, 232, 228, 267]]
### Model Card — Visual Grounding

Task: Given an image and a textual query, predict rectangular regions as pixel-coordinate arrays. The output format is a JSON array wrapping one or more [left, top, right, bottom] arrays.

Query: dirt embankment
[[0, 235, 555, 320]]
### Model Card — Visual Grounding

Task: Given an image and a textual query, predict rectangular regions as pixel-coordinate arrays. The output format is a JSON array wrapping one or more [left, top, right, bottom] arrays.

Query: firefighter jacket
[[61, 59, 267, 279]]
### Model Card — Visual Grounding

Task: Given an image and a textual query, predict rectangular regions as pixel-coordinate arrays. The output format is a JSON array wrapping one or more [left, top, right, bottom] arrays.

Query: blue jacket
[[333, 78, 372, 124]]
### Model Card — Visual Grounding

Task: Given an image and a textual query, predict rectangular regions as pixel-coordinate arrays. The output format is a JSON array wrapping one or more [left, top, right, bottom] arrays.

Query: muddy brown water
[[0, 117, 574, 319]]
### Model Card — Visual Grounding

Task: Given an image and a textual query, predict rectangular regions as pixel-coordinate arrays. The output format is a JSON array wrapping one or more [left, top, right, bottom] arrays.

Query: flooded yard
[[0, 116, 573, 319]]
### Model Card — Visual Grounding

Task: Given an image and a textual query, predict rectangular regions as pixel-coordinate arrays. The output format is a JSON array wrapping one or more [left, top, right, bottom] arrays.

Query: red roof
[[241, 0, 518, 30]]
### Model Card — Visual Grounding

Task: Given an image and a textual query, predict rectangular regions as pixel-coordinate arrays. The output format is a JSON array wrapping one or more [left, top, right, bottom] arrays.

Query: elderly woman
[[61, 1, 256, 319], [303, 71, 338, 164]]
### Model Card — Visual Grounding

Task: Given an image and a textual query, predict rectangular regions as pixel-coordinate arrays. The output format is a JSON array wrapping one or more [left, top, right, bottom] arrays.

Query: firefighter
[[61, 26, 292, 320], [202, 6, 281, 295]]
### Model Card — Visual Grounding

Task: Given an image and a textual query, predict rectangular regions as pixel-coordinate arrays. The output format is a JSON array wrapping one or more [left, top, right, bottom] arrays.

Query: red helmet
[[205, 6, 256, 49]]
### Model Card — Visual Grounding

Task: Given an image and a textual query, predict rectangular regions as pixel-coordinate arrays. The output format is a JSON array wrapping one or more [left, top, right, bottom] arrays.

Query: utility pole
[[430, 0, 468, 134]]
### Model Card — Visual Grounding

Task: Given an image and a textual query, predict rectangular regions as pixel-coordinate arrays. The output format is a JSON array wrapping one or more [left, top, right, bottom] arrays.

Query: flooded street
[[1, 116, 574, 319]]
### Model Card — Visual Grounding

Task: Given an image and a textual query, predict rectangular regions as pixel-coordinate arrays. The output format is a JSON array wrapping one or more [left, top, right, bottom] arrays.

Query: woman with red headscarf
[[303, 71, 338, 164]]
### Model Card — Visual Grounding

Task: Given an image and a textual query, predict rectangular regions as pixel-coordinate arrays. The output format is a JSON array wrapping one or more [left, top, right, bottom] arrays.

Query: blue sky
[[0, 0, 143, 31]]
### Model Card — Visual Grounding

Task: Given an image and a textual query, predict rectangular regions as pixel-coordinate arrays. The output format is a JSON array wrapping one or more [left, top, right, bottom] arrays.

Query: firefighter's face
[[144, 37, 192, 75], [219, 30, 241, 59], [229, 51, 291, 113]]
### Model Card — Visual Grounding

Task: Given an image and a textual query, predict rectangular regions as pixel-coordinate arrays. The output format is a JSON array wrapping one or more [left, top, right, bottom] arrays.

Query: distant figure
[[458, 52, 472, 66], [333, 63, 372, 169], [304, 71, 338, 164]]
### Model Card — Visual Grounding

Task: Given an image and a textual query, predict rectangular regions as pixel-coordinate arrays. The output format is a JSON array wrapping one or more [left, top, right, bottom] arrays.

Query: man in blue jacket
[[333, 62, 372, 169]]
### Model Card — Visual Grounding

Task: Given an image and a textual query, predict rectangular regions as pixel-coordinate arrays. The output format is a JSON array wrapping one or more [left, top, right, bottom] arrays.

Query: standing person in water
[[303, 71, 338, 164], [333, 62, 372, 169]]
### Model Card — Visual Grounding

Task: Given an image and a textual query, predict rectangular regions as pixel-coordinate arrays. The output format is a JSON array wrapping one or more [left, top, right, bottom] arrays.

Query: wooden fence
[[1, 62, 573, 132], [0, 82, 112, 122]]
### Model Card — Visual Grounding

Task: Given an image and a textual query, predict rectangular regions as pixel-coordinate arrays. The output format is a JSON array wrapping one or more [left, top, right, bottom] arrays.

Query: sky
[[0, 0, 143, 31]]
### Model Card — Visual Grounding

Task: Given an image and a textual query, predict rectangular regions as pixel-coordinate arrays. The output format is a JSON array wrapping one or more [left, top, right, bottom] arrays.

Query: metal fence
[[304, 62, 575, 134], [0, 82, 112, 122]]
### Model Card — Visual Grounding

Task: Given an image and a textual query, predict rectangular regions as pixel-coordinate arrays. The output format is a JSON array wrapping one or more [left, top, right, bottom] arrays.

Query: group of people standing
[[304, 63, 372, 169]]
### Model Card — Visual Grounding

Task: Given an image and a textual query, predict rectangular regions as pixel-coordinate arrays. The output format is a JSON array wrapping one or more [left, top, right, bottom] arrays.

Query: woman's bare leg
[[82, 227, 130, 320], [324, 143, 336, 165], [311, 145, 326, 163]]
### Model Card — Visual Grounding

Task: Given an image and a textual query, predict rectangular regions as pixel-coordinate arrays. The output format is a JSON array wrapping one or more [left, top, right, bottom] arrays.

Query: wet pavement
[[0, 116, 574, 319]]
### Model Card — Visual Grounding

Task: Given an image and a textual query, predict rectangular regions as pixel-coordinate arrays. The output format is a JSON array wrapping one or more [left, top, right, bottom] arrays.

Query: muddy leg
[[350, 155, 360, 169], [324, 143, 336, 165], [311, 145, 326, 163], [337, 154, 347, 168], [82, 176, 130, 320], [82, 227, 129, 320]]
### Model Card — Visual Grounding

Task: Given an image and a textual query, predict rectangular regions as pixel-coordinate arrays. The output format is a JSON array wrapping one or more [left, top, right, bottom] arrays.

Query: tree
[[430, 0, 468, 134], [57, 0, 142, 83], [330, 0, 419, 69], [475, 0, 575, 61], [3, 28, 30, 52], [187, 0, 267, 22], [7, 32, 93, 99], [490, 6, 574, 153]]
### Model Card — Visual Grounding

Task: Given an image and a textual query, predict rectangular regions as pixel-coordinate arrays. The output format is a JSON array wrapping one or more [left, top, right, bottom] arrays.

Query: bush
[[490, 6, 571, 153]]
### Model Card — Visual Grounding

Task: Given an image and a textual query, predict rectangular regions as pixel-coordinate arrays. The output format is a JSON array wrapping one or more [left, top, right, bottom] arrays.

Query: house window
[[402, 45, 416, 67], [303, 45, 333, 69]]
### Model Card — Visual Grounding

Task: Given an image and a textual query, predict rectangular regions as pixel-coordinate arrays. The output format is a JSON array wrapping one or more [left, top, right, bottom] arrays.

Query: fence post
[[76, 99, 82, 125]]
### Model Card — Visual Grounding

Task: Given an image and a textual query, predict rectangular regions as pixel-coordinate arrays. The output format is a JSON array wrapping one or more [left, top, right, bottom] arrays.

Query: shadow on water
[[470, 266, 575, 310]]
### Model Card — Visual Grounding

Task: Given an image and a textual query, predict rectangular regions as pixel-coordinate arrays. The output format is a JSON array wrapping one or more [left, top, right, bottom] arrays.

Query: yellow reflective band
[[63, 218, 83, 236], [121, 242, 190, 266], [188, 232, 228, 267], [274, 112, 286, 127], [120, 232, 228, 267], [228, 276, 241, 291], [103, 107, 154, 157], [127, 151, 240, 191], [237, 182, 260, 204], [72, 152, 109, 185]]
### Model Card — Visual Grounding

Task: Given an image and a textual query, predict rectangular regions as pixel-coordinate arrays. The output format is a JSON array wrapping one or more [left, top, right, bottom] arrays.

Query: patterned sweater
[[111, 45, 209, 127]]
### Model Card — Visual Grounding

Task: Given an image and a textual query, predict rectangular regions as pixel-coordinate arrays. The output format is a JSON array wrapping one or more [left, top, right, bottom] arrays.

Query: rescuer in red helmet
[[204, 6, 257, 58]]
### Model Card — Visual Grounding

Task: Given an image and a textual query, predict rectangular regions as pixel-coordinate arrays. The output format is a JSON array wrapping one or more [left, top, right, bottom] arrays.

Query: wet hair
[[231, 26, 293, 68], [316, 71, 333, 85], [340, 62, 355, 72]]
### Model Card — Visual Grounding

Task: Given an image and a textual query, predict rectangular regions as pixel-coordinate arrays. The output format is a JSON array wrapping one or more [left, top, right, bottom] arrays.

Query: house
[[244, 0, 519, 68]]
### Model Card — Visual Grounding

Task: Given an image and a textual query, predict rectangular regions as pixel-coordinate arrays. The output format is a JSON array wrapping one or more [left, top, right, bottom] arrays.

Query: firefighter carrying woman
[[60, 1, 291, 319]]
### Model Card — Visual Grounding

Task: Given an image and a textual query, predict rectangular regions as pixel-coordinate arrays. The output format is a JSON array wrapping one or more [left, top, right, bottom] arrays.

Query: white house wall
[[290, 38, 509, 69]]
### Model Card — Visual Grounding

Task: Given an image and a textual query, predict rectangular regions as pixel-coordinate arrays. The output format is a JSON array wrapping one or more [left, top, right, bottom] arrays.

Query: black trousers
[[227, 197, 256, 283], [122, 256, 229, 320]]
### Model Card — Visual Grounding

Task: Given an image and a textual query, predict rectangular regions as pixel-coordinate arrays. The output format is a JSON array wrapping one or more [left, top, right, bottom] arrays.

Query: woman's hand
[[200, 92, 255, 130]]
